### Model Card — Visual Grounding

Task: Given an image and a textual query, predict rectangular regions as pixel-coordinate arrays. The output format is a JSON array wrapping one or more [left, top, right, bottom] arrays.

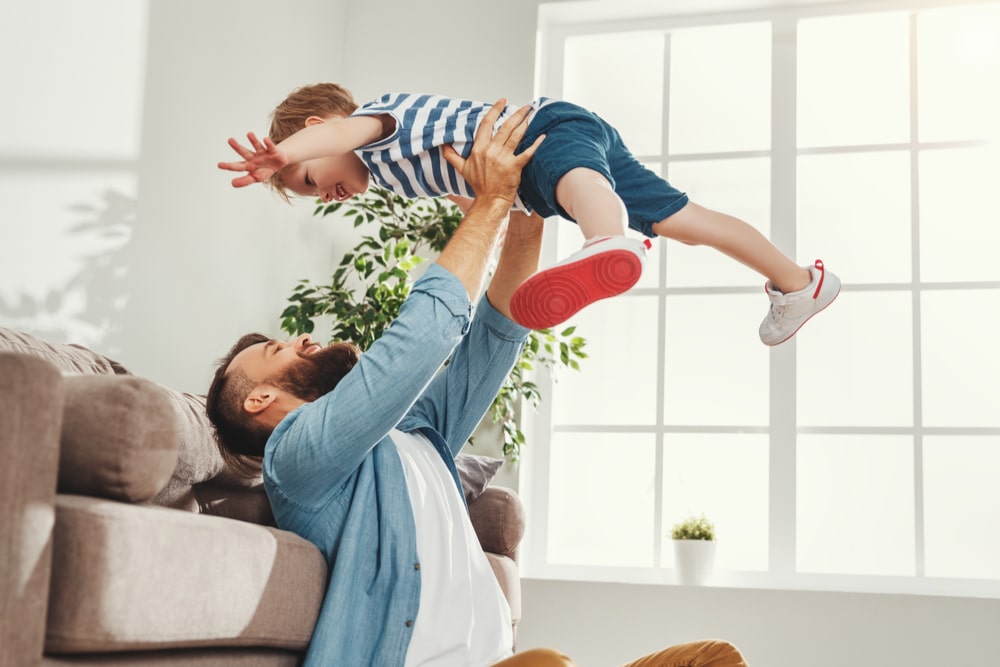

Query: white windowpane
[[918, 4, 1000, 143], [924, 436, 1000, 579], [548, 433, 656, 567], [661, 434, 769, 571], [0, 0, 148, 159], [921, 290, 1000, 428], [0, 173, 135, 347], [663, 295, 768, 426], [919, 147, 1000, 282], [798, 291, 913, 427], [798, 13, 910, 148], [669, 22, 771, 154], [666, 158, 770, 288], [798, 152, 912, 284], [551, 294, 659, 426], [797, 435, 915, 576], [564, 32, 664, 155]]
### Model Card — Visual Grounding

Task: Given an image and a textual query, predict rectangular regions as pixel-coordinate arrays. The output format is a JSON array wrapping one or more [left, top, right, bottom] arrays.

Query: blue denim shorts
[[516, 101, 689, 237]]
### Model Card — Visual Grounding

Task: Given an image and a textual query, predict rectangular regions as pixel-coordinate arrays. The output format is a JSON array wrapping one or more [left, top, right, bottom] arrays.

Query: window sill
[[522, 564, 1000, 599]]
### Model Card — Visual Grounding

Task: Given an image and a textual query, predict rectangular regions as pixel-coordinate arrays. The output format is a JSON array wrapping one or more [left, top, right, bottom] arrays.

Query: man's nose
[[294, 334, 313, 351]]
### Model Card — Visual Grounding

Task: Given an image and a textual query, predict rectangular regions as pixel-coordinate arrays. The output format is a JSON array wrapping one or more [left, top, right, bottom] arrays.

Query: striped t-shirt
[[351, 93, 550, 205]]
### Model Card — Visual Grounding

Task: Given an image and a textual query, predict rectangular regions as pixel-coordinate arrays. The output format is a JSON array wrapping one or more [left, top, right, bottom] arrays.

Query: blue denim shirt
[[262, 264, 529, 667]]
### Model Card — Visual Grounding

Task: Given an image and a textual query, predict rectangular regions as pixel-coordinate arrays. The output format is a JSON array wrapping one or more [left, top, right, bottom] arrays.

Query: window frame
[[520, 0, 1000, 599]]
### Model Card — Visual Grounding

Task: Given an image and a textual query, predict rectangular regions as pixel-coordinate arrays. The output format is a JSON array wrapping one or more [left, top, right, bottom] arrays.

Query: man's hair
[[267, 82, 360, 202], [205, 333, 271, 478]]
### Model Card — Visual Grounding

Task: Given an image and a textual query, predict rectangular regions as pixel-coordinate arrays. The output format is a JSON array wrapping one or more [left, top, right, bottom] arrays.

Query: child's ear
[[305, 115, 330, 127]]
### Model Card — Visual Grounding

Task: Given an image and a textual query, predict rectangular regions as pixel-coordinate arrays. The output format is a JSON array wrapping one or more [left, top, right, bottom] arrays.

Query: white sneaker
[[759, 260, 841, 346], [510, 235, 651, 330]]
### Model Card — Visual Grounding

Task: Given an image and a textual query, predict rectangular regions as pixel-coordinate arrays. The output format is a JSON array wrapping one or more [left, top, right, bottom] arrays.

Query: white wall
[[122, 0, 352, 391], [0, 0, 353, 393], [2, 0, 997, 664]]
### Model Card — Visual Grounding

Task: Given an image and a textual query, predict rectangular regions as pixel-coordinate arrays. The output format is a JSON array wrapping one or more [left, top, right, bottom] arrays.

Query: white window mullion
[[769, 16, 798, 577], [908, 10, 927, 578], [653, 30, 672, 570]]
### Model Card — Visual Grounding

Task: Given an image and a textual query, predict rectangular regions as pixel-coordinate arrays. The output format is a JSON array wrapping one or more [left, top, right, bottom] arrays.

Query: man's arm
[[485, 209, 545, 318], [398, 188, 545, 456], [265, 101, 542, 502], [438, 100, 544, 300]]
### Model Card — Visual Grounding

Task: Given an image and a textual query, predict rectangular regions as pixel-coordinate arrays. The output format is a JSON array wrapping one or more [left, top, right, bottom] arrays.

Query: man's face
[[230, 334, 361, 404]]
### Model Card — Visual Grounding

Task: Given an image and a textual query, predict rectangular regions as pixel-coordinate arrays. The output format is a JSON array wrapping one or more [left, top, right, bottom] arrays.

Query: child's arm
[[218, 114, 387, 188]]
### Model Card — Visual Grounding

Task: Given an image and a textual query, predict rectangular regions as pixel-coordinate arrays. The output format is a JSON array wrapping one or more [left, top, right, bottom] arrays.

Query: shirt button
[[413, 563, 420, 571], [405, 620, 413, 628]]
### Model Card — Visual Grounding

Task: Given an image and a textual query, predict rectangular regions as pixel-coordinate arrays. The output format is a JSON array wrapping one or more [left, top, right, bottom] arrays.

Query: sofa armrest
[[468, 486, 525, 562], [0, 353, 64, 667]]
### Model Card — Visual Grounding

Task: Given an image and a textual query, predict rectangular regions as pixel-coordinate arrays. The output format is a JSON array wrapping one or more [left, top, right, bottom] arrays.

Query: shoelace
[[769, 303, 785, 323]]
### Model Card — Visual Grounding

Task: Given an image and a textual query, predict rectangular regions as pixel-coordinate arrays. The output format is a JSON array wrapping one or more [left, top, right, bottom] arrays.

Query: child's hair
[[267, 82, 360, 202]]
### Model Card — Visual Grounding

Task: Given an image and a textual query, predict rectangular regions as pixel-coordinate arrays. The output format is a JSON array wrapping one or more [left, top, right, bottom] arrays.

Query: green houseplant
[[670, 514, 716, 541], [278, 187, 587, 460], [670, 514, 717, 585]]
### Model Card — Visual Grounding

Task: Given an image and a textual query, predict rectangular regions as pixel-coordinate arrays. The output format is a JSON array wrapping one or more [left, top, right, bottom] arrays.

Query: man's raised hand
[[442, 100, 544, 207]]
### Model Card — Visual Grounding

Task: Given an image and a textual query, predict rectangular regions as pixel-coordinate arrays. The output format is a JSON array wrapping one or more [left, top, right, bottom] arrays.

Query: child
[[219, 83, 839, 344]]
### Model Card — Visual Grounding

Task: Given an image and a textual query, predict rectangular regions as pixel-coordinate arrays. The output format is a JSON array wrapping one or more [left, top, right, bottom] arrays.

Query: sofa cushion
[[46, 495, 327, 654], [0, 327, 129, 375], [455, 453, 503, 505], [60, 375, 180, 503]]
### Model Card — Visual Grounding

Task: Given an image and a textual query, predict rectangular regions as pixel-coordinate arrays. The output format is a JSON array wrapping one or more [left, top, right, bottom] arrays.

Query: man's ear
[[244, 384, 279, 415]]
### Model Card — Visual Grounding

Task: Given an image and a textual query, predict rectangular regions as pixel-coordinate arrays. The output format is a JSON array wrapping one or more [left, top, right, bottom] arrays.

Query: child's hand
[[218, 132, 290, 188]]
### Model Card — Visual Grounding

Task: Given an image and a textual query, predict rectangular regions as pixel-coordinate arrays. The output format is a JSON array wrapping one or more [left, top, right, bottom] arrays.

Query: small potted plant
[[670, 514, 717, 585]]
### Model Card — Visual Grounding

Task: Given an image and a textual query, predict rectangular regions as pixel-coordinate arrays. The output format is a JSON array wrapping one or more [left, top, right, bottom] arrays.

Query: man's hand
[[442, 100, 544, 208], [435, 100, 543, 302], [218, 132, 290, 188]]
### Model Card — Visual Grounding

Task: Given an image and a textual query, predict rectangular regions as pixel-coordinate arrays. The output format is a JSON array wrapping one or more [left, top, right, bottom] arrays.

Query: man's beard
[[270, 341, 362, 402]]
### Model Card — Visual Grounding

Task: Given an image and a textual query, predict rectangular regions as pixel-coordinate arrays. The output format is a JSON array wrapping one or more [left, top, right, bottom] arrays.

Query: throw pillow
[[455, 453, 503, 505]]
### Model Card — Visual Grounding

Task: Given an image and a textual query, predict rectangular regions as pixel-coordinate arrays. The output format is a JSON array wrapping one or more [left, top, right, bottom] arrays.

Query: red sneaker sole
[[510, 249, 643, 329]]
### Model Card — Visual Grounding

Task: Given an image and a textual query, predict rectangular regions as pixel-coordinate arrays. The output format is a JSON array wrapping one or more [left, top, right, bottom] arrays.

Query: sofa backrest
[[0, 328, 508, 533]]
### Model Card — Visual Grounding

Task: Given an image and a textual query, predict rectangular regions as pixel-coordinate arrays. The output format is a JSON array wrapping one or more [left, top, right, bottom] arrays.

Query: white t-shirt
[[392, 429, 514, 667]]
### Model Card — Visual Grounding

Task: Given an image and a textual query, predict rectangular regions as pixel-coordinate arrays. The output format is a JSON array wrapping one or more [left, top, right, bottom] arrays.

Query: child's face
[[283, 152, 370, 203]]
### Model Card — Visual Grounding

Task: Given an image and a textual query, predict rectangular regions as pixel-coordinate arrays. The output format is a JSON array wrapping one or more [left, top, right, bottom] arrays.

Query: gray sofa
[[0, 329, 525, 667]]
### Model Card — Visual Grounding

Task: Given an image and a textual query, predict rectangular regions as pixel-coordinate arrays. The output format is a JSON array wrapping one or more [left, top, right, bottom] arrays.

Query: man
[[207, 101, 751, 667]]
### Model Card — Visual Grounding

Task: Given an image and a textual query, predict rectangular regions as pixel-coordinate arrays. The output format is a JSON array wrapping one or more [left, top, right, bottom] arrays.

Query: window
[[523, 0, 1000, 596]]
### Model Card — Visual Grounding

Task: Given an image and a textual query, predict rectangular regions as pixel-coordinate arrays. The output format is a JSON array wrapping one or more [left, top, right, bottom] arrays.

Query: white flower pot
[[673, 539, 717, 585]]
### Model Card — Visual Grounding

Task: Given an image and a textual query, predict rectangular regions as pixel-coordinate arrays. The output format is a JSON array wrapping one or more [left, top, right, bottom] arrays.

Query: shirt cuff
[[476, 294, 531, 341], [411, 264, 475, 321]]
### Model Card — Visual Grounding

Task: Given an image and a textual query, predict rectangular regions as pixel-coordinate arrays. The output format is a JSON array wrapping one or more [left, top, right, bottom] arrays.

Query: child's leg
[[508, 167, 650, 330], [554, 167, 628, 239], [652, 201, 840, 346], [651, 201, 809, 293]]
